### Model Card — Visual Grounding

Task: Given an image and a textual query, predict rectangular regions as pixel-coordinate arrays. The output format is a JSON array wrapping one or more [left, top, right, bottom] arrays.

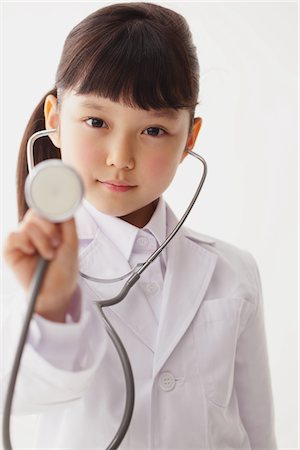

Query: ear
[[44, 94, 61, 148], [180, 117, 202, 163]]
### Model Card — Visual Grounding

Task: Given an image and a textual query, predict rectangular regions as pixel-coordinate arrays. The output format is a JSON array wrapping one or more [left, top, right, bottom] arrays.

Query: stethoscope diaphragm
[[24, 159, 84, 222]]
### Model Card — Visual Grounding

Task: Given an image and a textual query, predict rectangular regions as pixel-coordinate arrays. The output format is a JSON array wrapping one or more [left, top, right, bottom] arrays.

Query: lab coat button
[[137, 236, 149, 248], [145, 282, 159, 295], [158, 372, 176, 391]]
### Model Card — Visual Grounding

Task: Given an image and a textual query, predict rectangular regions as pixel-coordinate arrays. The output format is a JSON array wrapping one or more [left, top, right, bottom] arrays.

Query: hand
[[3, 209, 79, 322]]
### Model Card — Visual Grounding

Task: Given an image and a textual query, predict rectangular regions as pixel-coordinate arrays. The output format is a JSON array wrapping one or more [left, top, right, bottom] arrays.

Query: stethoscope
[[2, 128, 208, 450]]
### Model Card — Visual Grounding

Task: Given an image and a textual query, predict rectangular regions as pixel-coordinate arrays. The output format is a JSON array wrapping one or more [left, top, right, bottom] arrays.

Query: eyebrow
[[78, 100, 179, 119], [148, 109, 179, 119]]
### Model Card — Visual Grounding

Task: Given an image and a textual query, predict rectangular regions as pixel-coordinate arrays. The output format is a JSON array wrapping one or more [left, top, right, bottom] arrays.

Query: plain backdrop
[[0, 1, 298, 449]]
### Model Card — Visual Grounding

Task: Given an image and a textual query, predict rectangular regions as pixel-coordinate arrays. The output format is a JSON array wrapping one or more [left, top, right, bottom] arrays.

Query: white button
[[158, 372, 176, 391], [137, 236, 149, 248], [145, 282, 159, 295]]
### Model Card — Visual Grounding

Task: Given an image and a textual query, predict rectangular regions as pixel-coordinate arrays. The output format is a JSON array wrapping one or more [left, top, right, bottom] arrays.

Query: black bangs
[[55, 3, 199, 111]]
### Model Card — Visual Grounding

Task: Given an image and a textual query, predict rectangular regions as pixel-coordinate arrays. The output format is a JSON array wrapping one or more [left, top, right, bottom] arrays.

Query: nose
[[106, 134, 135, 170]]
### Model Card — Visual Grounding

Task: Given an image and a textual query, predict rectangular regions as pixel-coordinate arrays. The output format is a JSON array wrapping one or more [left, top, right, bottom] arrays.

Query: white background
[[0, 1, 298, 449]]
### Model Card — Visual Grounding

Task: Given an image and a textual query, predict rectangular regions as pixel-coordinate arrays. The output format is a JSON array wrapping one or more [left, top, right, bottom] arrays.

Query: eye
[[85, 118, 107, 128], [143, 127, 165, 137]]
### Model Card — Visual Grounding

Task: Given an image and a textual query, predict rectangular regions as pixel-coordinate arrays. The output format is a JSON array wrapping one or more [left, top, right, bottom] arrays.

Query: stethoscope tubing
[[97, 307, 135, 449], [1, 256, 135, 450], [2, 129, 207, 450], [2, 258, 49, 450]]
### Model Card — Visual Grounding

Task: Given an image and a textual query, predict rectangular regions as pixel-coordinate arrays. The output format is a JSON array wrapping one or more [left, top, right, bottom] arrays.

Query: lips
[[99, 179, 136, 193]]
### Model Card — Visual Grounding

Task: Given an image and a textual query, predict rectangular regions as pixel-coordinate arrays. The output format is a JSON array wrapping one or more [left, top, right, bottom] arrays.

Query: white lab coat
[[2, 202, 277, 449]]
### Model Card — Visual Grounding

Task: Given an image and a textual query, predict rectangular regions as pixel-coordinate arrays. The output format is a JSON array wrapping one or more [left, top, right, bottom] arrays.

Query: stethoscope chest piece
[[25, 159, 84, 222]]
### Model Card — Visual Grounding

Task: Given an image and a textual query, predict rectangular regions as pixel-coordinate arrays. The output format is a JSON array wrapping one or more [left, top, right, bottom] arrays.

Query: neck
[[118, 198, 159, 228]]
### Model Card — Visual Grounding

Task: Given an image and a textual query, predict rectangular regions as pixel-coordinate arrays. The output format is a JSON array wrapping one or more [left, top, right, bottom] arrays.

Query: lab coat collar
[[76, 201, 218, 357], [76, 204, 160, 352], [75, 202, 99, 240], [153, 205, 218, 376], [75, 199, 216, 246], [79, 199, 139, 261], [77, 229, 157, 350], [76, 197, 167, 261]]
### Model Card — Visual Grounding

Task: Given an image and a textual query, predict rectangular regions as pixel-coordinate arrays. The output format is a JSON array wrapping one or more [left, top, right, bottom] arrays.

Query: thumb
[[59, 217, 78, 247]]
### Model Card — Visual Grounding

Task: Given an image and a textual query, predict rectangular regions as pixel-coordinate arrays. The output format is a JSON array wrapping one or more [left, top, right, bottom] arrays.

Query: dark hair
[[17, 2, 200, 220]]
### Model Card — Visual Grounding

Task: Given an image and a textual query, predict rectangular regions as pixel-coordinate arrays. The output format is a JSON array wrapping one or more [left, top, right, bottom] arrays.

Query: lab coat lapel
[[76, 205, 158, 352], [153, 207, 218, 376]]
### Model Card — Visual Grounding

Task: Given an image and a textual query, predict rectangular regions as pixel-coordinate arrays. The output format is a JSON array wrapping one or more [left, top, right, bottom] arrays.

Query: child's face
[[45, 92, 201, 227]]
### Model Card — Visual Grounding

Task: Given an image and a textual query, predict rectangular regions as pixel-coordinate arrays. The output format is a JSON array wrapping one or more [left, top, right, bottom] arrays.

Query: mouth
[[99, 180, 137, 193]]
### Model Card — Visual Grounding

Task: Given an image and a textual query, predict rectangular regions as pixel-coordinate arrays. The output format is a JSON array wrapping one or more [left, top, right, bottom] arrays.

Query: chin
[[88, 198, 136, 217]]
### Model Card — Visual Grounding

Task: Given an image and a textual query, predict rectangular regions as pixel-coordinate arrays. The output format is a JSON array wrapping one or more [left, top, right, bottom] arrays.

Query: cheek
[[144, 154, 179, 182], [57, 118, 105, 184], [60, 132, 100, 168]]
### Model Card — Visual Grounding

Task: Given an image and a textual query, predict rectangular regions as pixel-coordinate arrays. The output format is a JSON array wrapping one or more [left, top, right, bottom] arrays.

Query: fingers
[[4, 208, 78, 266], [22, 210, 62, 253], [23, 210, 78, 247], [4, 210, 60, 262], [21, 222, 58, 260], [23, 209, 61, 241], [4, 230, 36, 262]]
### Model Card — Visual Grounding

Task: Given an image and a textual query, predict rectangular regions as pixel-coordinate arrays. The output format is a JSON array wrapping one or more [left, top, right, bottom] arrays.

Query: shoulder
[[165, 203, 260, 293], [184, 225, 256, 264]]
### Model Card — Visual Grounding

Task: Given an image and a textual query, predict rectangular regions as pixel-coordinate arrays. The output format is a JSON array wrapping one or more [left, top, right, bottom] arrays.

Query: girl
[[2, 3, 277, 449]]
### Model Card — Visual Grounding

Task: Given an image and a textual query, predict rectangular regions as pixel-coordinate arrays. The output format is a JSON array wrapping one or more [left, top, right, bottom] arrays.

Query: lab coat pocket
[[192, 297, 243, 408]]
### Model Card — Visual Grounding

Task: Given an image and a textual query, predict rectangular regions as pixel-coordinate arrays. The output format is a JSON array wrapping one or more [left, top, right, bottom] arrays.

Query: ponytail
[[16, 88, 61, 221]]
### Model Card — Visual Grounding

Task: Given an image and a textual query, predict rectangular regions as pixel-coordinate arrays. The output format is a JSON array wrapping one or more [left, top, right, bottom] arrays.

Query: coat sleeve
[[1, 283, 105, 415], [234, 252, 278, 449]]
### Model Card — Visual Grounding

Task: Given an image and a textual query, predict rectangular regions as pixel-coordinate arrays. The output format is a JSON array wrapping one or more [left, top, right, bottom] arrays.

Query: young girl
[[3, 3, 277, 449]]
